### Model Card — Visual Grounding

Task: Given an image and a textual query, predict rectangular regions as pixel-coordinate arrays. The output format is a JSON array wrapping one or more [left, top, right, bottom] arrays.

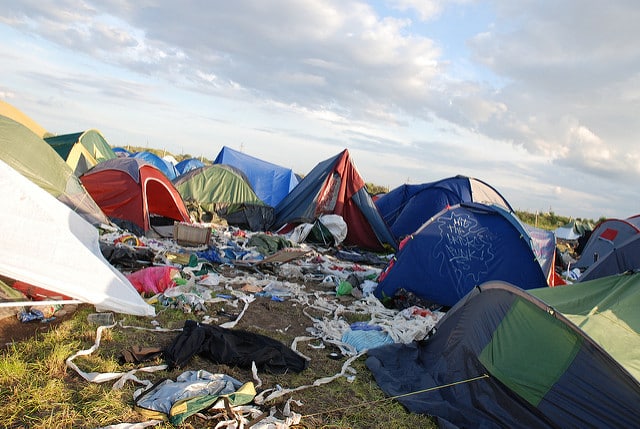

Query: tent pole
[[0, 299, 83, 308]]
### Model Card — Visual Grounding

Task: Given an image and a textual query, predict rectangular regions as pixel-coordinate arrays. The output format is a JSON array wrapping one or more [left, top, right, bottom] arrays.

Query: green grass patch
[[0, 300, 437, 428]]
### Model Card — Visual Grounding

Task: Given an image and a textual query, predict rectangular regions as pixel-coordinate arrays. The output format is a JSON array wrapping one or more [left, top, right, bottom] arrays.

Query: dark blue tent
[[574, 218, 640, 270], [578, 233, 640, 282], [367, 275, 640, 428], [131, 151, 178, 180], [375, 175, 513, 241], [213, 146, 298, 207], [272, 149, 396, 251], [375, 203, 548, 307], [176, 158, 205, 175]]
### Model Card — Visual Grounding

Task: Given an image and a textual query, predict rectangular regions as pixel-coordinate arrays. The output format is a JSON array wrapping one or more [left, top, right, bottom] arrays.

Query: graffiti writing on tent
[[434, 212, 496, 283]]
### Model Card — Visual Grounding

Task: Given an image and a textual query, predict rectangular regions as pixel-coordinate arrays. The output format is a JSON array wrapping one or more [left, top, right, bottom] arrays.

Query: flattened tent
[[0, 114, 109, 226], [80, 158, 191, 234], [375, 203, 549, 307], [45, 129, 117, 176], [375, 175, 513, 241], [574, 218, 640, 269], [131, 151, 178, 180], [213, 146, 299, 207], [173, 164, 274, 231], [554, 218, 594, 241], [367, 273, 640, 428], [0, 159, 154, 316], [272, 149, 396, 251]]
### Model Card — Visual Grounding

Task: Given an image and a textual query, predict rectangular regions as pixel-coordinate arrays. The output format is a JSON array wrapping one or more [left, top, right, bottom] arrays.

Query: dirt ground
[[0, 257, 437, 428], [0, 262, 351, 352], [0, 304, 81, 347]]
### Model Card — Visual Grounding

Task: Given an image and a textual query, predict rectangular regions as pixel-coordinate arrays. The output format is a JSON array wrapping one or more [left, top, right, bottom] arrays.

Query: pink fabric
[[126, 266, 179, 295]]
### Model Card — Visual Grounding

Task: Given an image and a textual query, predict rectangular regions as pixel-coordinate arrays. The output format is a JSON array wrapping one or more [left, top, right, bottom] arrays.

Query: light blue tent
[[213, 146, 298, 207], [131, 151, 178, 180]]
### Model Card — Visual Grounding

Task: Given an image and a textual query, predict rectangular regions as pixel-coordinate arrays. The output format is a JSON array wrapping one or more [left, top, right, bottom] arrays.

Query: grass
[[0, 302, 437, 429]]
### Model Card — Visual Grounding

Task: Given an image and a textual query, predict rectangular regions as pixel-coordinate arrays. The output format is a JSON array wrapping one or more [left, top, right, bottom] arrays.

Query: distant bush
[[515, 210, 599, 230]]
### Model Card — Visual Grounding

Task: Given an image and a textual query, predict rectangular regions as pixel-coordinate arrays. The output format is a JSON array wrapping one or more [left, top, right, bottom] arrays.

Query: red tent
[[272, 149, 396, 251], [81, 158, 190, 233]]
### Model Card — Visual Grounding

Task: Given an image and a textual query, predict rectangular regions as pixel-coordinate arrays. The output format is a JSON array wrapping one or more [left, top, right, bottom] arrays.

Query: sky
[[1, 0, 639, 221]]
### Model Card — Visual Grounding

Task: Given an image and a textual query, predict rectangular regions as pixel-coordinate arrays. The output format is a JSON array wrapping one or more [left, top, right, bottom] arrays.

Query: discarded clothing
[[335, 249, 390, 266], [127, 266, 180, 295], [195, 247, 224, 264], [342, 329, 394, 352], [389, 288, 444, 312], [100, 242, 155, 270], [134, 370, 255, 425], [164, 320, 309, 374], [247, 234, 293, 256], [120, 346, 164, 364]]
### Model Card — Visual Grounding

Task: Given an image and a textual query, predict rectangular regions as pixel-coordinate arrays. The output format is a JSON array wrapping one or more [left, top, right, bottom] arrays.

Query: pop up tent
[[577, 233, 640, 282], [173, 164, 274, 231], [176, 158, 206, 175], [272, 149, 396, 251], [574, 218, 640, 270], [0, 100, 48, 138], [375, 203, 550, 307], [375, 175, 513, 241], [45, 129, 117, 176], [367, 273, 640, 428], [213, 146, 299, 207], [0, 114, 109, 226], [80, 158, 191, 234], [113, 147, 132, 158], [0, 159, 154, 316], [131, 151, 178, 180]]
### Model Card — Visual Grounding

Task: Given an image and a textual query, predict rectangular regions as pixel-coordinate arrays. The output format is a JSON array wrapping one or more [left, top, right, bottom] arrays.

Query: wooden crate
[[173, 222, 211, 247]]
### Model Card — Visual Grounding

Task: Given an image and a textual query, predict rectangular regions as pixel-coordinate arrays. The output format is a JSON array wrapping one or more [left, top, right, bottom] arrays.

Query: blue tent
[[112, 147, 131, 158], [131, 151, 178, 180], [375, 175, 513, 241], [176, 158, 206, 175], [578, 233, 640, 282], [574, 218, 640, 270], [213, 146, 298, 207], [375, 203, 548, 307]]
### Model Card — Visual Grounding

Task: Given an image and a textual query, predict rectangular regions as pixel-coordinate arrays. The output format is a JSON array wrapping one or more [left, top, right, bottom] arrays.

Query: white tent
[[0, 159, 155, 316], [554, 225, 582, 240]]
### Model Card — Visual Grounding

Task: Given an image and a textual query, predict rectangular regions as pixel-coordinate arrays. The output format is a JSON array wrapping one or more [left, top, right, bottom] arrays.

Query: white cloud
[[1, 0, 640, 219]]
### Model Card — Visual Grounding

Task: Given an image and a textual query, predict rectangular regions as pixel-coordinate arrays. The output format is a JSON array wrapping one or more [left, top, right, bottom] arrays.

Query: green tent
[[45, 129, 116, 177], [530, 273, 640, 380], [0, 115, 109, 226], [173, 164, 274, 231], [367, 272, 640, 427]]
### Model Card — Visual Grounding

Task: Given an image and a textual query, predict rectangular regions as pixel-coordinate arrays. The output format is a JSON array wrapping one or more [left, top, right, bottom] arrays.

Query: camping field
[[0, 275, 438, 429]]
